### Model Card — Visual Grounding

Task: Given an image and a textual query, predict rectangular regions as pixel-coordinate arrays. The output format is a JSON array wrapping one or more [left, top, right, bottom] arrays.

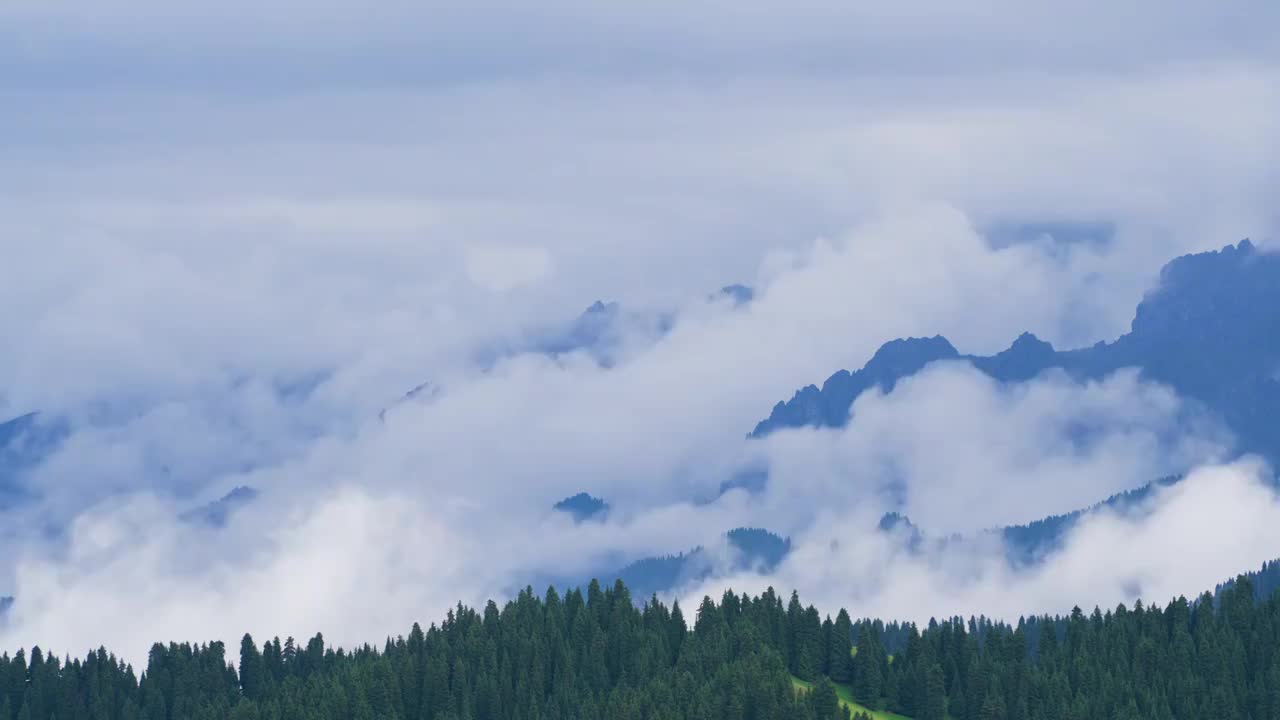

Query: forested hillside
[[4, 570, 1280, 720]]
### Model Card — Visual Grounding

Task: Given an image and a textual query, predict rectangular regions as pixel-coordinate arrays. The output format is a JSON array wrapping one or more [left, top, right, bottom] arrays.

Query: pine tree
[[4, 572, 1280, 720], [830, 610, 854, 684], [852, 631, 882, 707], [239, 635, 266, 701], [811, 676, 840, 720], [922, 663, 946, 720]]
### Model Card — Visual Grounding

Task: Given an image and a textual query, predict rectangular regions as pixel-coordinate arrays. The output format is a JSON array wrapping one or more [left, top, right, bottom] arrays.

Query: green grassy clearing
[[790, 676, 913, 720]]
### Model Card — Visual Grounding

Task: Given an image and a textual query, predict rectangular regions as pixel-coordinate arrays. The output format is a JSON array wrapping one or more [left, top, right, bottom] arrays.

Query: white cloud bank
[[693, 459, 1280, 626], [0, 0, 1277, 671], [0, 302, 1241, 666]]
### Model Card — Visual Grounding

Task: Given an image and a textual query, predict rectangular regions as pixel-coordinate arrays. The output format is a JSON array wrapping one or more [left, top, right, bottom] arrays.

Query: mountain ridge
[[752, 241, 1280, 468]]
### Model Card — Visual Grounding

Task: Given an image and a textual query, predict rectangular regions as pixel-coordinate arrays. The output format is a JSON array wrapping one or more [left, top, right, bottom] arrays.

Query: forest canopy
[[3, 566, 1280, 720]]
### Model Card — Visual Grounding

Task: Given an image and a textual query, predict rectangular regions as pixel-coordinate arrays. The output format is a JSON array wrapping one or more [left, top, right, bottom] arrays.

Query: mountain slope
[[609, 527, 793, 599], [754, 241, 1280, 464], [0, 412, 67, 509]]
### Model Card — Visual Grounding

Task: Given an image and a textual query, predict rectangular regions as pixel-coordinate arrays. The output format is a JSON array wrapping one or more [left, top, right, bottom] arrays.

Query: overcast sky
[[1, 1, 1279, 664]]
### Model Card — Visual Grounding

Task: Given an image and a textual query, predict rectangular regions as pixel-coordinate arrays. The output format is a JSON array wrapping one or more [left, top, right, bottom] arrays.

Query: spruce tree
[[811, 676, 840, 720], [922, 663, 947, 720], [238, 635, 266, 701], [830, 610, 854, 684], [852, 631, 882, 707]]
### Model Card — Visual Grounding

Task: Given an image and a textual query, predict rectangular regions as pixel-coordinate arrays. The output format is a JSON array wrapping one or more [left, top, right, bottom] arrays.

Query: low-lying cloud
[[0, 296, 1242, 666], [1, 0, 1277, 670], [693, 459, 1279, 626]]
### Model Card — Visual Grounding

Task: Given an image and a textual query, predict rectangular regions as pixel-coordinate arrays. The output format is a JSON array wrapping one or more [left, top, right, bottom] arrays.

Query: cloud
[[0, 195, 1260, 670], [689, 459, 1280, 625], [464, 244, 553, 292], [4, 2, 1278, 90], [756, 362, 1231, 535], [5, 68, 1275, 390], [5, 48, 1276, 421], [1, 489, 472, 665], [1, 206, 1173, 506], [0, 0, 1277, 671], [0, 300, 1238, 666]]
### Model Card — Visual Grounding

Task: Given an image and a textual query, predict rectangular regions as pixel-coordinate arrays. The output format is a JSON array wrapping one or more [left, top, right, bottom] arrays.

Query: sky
[[1, 1, 1279, 665]]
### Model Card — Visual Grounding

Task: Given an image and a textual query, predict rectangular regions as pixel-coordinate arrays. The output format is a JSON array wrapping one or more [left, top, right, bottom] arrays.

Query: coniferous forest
[[4, 571, 1280, 720]]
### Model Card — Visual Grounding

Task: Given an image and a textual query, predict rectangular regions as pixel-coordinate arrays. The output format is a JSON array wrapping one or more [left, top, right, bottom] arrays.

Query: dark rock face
[[752, 336, 959, 437], [970, 332, 1058, 382]]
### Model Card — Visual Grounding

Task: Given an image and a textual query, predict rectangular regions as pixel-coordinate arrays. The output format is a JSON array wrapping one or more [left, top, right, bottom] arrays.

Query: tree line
[[3, 570, 1280, 720]]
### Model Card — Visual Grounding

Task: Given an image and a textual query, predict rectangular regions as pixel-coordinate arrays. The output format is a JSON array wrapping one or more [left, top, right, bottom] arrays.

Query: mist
[[1, 0, 1278, 672]]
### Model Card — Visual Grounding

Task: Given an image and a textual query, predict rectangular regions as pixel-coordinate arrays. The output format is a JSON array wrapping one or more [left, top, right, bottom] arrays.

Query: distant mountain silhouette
[[713, 466, 769, 499], [553, 492, 610, 523], [0, 413, 34, 447], [874, 474, 1186, 567], [609, 527, 791, 599], [534, 300, 658, 359], [519, 525, 792, 602], [716, 284, 755, 306], [753, 241, 1280, 465], [752, 335, 960, 435], [549, 492, 789, 596], [994, 475, 1182, 565], [179, 486, 260, 527], [392, 285, 753, 415], [530, 284, 753, 364], [0, 412, 67, 509]]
